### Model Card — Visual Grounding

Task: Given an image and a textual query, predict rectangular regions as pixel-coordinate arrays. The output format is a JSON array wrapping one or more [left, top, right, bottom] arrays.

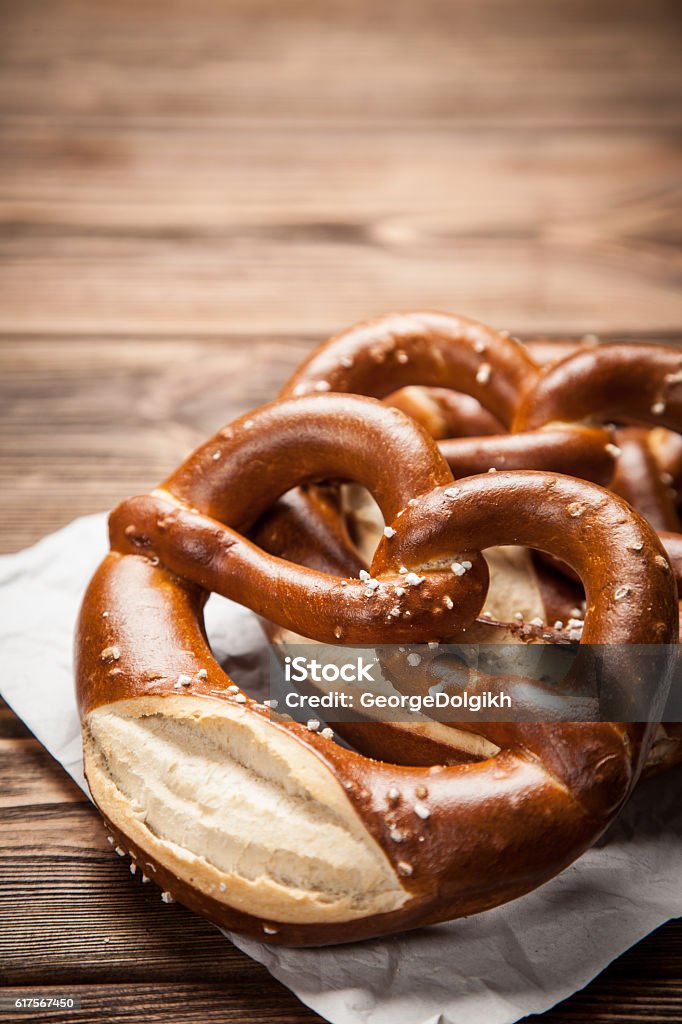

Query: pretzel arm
[[109, 495, 488, 644], [439, 426, 615, 484]]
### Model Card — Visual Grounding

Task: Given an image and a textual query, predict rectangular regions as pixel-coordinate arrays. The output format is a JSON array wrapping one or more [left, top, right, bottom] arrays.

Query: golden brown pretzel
[[283, 324, 682, 639], [272, 322, 682, 775], [519, 337, 682, 518], [273, 312, 624, 641], [76, 375, 678, 945]]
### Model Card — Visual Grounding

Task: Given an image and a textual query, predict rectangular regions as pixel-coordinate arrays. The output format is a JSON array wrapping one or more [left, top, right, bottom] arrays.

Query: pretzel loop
[[108, 395, 490, 642], [281, 311, 538, 428]]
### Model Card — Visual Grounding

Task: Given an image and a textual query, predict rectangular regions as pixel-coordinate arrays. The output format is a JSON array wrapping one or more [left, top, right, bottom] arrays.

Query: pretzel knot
[[76, 321, 679, 947]]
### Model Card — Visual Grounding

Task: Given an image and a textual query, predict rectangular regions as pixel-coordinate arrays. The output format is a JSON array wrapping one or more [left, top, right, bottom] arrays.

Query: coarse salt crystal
[[404, 572, 425, 586]]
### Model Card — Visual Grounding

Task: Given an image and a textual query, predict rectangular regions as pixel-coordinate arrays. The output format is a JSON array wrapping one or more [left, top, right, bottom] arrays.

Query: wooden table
[[1, 1, 681, 1020]]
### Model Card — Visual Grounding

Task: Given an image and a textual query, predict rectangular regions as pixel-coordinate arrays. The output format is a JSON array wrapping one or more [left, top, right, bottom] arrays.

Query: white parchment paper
[[1, 514, 680, 1024]]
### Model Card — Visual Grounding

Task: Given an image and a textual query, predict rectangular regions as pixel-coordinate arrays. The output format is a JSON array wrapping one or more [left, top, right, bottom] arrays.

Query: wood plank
[[0, 333, 311, 550], [0, 739, 84, 807], [0, 0, 680, 127], [0, 124, 680, 335]]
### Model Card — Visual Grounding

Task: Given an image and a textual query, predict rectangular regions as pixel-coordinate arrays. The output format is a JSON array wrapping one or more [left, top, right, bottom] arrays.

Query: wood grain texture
[[0, 0, 680, 126], [1, 0, 681, 1021], [1, 124, 681, 335]]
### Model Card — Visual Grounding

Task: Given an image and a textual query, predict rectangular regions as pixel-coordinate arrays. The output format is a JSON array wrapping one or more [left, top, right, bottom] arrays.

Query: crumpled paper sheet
[[1, 514, 680, 1024]]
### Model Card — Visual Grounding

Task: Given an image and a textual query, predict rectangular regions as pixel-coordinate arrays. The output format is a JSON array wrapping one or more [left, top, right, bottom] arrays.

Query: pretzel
[[274, 313, 624, 637], [272, 318, 682, 774], [76, 363, 679, 944], [282, 317, 682, 589]]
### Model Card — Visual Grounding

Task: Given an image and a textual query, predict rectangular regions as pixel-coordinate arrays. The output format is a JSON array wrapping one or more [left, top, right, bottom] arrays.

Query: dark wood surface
[[1, 1, 681, 1021]]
